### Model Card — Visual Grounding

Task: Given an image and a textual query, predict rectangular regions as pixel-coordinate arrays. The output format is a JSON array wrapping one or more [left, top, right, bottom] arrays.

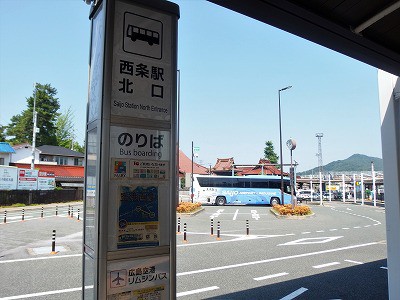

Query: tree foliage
[[264, 140, 279, 164], [0, 124, 6, 142], [56, 107, 76, 149], [6, 83, 60, 146]]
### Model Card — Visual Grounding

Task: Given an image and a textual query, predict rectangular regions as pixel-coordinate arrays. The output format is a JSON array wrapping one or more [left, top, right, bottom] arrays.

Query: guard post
[[82, 1, 179, 299]]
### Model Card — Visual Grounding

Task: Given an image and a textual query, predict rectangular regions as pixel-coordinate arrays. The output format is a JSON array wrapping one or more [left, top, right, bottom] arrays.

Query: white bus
[[193, 175, 292, 206]]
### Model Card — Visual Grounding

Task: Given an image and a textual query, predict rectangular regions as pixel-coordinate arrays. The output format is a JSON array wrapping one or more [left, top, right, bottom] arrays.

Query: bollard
[[71, 206, 74, 218], [77, 208, 80, 221], [3, 211, 6, 224], [41, 207, 44, 218], [22, 209, 25, 221], [50, 230, 57, 254], [210, 218, 214, 236], [217, 221, 221, 240], [246, 219, 249, 235], [55, 206, 58, 216], [68, 205, 71, 217], [183, 223, 188, 243], [177, 217, 181, 234]]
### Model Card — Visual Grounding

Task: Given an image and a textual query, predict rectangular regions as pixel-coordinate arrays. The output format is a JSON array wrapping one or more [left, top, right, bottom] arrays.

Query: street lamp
[[278, 85, 292, 204]]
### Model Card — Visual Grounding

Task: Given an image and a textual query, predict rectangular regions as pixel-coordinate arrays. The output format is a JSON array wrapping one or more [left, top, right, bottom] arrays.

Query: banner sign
[[118, 185, 160, 249], [107, 255, 169, 299]]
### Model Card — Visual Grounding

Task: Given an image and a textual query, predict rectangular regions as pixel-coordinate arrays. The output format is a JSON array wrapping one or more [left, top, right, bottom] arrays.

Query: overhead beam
[[208, 0, 400, 76]]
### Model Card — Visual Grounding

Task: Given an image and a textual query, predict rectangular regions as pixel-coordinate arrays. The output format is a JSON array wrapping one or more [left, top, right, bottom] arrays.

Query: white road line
[[316, 230, 324, 233], [312, 262, 340, 269], [0, 254, 81, 264], [233, 209, 239, 220], [177, 286, 219, 297], [344, 259, 364, 265], [177, 241, 380, 276], [380, 266, 388, 270], [342, 227, 350, 230], [301, 232, 311, 234], [254, 272, 288, 281], [279, 287, 308, 300], [329, 229, 338, 231], [0, 286, 93, 300]]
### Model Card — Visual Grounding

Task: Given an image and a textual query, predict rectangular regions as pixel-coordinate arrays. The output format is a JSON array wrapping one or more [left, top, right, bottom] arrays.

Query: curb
[[270, 208, 316, 219], [177, 207, 205, 217]]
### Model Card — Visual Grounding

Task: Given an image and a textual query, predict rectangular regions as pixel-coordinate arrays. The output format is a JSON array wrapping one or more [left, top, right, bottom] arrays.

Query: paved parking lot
[[0, 202, 388, 299]]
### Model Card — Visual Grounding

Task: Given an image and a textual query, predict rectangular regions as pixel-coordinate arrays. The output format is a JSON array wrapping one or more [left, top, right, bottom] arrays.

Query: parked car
[[297, 190, 319, 202]]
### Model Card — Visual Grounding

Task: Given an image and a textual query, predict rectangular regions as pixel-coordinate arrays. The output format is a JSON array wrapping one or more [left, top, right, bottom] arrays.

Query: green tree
[[6, 83, 60, 146], [56, 107, 76, 149], [0, 124, 6, 142], [264, 140, 279, 164]]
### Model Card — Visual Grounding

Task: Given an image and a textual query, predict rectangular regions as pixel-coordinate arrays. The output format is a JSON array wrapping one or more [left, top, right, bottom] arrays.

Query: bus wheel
[[270, 197, 280, 206], [216, 196, 226, 206]]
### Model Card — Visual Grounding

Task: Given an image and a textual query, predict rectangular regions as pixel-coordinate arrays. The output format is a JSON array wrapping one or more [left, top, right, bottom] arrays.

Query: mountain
[[298, 154, 383, 175]]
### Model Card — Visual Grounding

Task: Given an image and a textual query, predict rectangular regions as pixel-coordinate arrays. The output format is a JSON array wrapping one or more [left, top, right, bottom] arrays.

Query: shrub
[[273, 204, 312, 216], [176, 202, 202, 213]]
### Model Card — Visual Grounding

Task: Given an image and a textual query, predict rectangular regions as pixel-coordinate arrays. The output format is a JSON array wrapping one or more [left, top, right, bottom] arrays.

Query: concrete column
[[378, 70, 400, 299]]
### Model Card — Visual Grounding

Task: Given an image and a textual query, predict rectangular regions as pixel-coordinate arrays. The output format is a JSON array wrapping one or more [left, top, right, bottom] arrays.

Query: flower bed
[[176, 202, 202, 213], [272, 204, 312, 216]]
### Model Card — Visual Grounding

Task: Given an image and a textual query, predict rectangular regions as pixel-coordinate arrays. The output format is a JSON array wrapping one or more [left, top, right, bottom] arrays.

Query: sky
[[0, 0, 382, 172]]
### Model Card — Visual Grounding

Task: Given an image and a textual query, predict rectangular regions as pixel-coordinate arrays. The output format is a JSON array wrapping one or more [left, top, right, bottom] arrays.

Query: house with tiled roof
[[0, 142, 15, 166], [37, 145, 84, 166], [212, 157, 286, 176], [9, 144, 84, 188], [179, 150, 208, 176], [239, 159, 285, 176], [212, 157, 235, 176]]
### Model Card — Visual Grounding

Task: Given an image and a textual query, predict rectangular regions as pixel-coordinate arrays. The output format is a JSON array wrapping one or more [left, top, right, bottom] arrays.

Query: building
[[0, 142, 15, 166], [212, 157, 285, 176]]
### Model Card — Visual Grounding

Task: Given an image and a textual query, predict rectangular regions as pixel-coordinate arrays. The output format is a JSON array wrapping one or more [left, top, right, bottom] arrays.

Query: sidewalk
[[0, 201, 83, 212]]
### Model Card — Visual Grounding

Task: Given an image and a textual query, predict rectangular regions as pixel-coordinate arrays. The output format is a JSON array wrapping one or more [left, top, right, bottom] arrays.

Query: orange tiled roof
[[213, 157, 235, 171], [179, 150, 208, 175], [11, 163, 84, 179]]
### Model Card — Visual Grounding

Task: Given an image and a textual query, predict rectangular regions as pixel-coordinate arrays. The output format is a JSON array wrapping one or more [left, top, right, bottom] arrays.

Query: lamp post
[[278, 85, 292, 204]]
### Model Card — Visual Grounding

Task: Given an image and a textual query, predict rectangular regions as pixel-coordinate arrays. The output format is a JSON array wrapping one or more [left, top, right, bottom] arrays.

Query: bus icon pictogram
[[126, 25, 160, 46]]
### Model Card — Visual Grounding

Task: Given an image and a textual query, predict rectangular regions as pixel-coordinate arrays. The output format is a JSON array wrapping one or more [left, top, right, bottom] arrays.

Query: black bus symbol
[[126, 25, 160, 46]]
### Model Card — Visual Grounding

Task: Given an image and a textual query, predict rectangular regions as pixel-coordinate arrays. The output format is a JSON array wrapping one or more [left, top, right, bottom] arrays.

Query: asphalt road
[[0, 202, 388, 299]]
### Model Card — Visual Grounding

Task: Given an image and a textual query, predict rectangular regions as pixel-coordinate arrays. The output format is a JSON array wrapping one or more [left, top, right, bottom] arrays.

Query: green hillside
[[299, 154, 383, 175]]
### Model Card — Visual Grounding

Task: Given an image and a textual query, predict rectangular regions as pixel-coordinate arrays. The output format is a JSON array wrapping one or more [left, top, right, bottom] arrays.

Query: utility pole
[[31, 83, 38, 170]]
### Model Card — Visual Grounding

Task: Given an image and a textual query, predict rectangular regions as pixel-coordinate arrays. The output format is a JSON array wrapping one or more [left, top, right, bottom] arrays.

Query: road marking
[[316, 230, 325, 233], [210, 209, 224, 219], [342, 227, 350, 230], [380, 266, 388, 270], [280, 287, 308, 300], [329, 229, 338, 231], [0, 253, 81, 264], [344, 259, 364, 265], [177, 286, 219, 297], [0, 286, 93, 300], [353, 226, 361, 229], [233, 209, 239, 220], [251, 210, 260, 220], [177, 241, 380, 276], [279, 236, 342, 246], [312, 262, 340, 269], [254, 272, 288, 281], [301, 232, 311, 234]]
